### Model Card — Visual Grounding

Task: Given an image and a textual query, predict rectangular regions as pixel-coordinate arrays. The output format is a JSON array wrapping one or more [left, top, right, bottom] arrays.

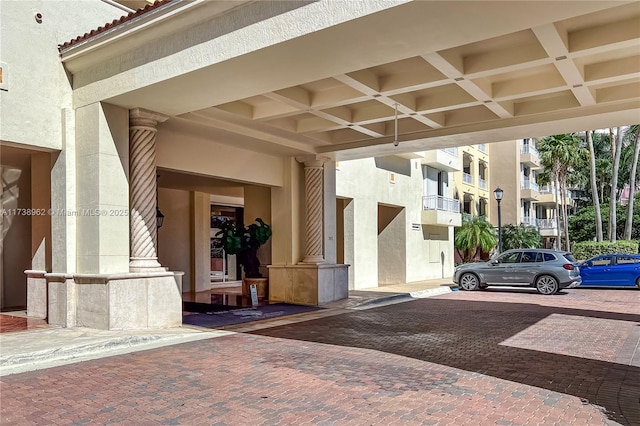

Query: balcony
[[477, 144, 487, 153], [421, 195, 462, 227], [520, 144, 541, 169], [463, 172, 473, 185], [422, 149, 461, 172], [521, 216, 538, 228], [537, 218, 559, 237], [520, 179, 539, 200], [479, 177, 487, 190]]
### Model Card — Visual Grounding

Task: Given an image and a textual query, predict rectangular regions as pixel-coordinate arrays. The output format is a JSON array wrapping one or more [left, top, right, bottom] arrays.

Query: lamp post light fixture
[[493, 187, 503, 254], [156, 207, 164, 229]]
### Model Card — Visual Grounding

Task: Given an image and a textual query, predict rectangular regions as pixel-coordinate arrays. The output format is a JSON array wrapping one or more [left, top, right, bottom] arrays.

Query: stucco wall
[[1, 163, 31, 308], [0, 0, 123, 150], [336, 156, 455, 289], [158, 188, 190, 292]]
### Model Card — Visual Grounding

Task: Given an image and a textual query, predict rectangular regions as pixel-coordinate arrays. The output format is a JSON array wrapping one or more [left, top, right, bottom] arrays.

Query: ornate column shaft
[[129, 108, 168, 272], [302, 158, 327, 264]]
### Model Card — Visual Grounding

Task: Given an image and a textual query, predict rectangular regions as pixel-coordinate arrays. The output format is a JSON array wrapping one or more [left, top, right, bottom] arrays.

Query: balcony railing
[[422, 195, 461, 213], [521, 179, 539, 192], [477, 144, 487, 153], [463, 172, 473, 185], [442, 147, 458, 157], [479, 178, 487, 190], [521, 143, 539, 157], [537, 219, 557, 229], [521, 216, 538, 227]]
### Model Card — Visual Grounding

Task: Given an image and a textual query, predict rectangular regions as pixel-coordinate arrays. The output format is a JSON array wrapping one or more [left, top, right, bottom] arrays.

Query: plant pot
[[242, 277, 268, 301]]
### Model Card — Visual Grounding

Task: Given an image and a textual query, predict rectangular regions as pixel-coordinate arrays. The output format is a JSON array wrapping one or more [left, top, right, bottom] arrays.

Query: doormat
[[182, 303, 324, 328], [183, 301, 244, 314]]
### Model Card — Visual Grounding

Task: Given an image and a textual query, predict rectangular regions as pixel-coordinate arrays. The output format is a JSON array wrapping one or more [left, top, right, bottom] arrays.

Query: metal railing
[[521, 143, 539, 157], [441, 147, 458, 157], [521, 179, 539, 192], [422, 195, 461, 213], [463, 172, 473, 185], [521, 216, 538, 227], [537, 219, 558, 229]]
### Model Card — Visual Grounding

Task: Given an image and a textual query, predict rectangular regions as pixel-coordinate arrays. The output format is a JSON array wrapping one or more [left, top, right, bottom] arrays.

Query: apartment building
[[336, 151, 460, 289], [488, 139, 573, 248]]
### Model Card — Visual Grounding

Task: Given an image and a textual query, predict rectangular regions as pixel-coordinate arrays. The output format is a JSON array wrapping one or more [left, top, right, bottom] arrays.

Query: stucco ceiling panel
[[595, 81, 640, 103], [513, 91, 580, 116], [444, 105, 499, 127]]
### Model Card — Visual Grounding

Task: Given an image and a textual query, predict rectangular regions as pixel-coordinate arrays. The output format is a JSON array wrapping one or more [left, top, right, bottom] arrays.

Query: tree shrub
[[571, 240, 639, 260]]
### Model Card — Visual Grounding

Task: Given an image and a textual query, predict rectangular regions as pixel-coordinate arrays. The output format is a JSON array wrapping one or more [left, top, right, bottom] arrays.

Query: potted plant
[[216, 217, 272, 300]]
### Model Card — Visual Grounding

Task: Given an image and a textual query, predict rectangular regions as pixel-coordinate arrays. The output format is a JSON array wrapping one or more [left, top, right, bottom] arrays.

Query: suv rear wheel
[[535, 275, 559, 295]]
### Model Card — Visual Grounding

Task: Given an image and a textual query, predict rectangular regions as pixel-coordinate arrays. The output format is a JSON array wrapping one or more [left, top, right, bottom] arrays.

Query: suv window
[[562, 253, 577, 263], [498, 252, 521, 263], [543, 253, 556, 262], [521, 251, 539, 263]]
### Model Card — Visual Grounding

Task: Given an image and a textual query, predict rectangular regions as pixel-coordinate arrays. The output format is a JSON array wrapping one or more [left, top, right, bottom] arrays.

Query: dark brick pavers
[[1, 288, 638, 425]]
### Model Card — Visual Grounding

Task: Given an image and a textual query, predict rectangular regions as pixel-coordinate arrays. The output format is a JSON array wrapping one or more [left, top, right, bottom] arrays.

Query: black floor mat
[[183, 303, 323, 328], [182, 301, 244, 314]]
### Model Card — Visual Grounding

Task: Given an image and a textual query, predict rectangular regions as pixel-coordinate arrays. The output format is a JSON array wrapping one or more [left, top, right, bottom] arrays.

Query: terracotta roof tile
[[58, 0, 175, 52]]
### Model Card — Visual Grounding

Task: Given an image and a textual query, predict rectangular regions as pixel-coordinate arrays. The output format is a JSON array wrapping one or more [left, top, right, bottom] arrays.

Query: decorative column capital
[[296, 155, 331, 168], [130, 108, 169, 128]]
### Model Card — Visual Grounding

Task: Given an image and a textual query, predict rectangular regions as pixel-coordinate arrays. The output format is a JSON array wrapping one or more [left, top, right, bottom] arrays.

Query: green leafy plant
[[571, 240, 639, 260], [454, 215, 496, 263], [216, 218, 272, 278], [501, 224, 541, 251]]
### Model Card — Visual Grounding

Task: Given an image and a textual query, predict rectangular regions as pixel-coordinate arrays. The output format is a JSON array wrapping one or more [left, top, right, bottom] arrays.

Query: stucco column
[[129, 108, 168, 272], [301, 157, 328, 264]]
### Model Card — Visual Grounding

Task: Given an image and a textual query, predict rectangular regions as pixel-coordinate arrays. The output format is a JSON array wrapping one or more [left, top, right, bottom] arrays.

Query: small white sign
[[250, 284, 259, 307]]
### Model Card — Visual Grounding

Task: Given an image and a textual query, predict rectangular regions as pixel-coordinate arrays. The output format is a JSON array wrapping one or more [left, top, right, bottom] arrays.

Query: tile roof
[[58, 0, 174, 52]]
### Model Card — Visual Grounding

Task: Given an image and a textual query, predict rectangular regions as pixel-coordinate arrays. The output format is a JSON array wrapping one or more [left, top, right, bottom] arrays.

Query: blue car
[[579, 254, 640, 288]]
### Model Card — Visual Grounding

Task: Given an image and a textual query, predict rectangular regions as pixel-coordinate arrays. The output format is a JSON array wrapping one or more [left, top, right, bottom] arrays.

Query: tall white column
[[301, 157, 327, 264], [129, 108, 168, 272]]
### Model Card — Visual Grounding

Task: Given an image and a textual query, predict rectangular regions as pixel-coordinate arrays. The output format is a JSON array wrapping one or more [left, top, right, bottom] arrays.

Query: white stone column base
[[44, 271, 184, 330], [25, 270, 48, 319], [301, 255, 326, 264], [267, 264, 349, 305], [129, 257, 165, 272]]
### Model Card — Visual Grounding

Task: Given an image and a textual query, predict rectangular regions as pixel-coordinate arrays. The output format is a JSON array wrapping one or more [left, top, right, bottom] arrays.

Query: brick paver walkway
[[1, 288, 638, 425]]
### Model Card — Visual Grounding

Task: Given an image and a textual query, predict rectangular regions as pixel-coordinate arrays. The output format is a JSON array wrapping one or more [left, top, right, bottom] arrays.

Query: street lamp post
[[493, 187, 503, 254]]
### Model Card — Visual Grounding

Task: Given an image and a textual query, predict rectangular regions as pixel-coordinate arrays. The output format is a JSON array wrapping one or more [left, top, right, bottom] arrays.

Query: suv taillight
[[563, 264, 574, 270]]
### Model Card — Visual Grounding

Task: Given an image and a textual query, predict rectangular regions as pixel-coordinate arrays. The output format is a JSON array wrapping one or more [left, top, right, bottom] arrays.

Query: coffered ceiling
[[173, 1, 639, 159], [67, 1, 640, 160]]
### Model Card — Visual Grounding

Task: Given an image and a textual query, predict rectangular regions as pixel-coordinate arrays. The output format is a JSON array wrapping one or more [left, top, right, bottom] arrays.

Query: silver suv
[[453, 249, 581, 295]]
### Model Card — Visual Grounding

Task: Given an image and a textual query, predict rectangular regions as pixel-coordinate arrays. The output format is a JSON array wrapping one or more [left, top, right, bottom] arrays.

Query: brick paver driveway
[[251, 288, 640, 426], [1, 288, 638, 425]]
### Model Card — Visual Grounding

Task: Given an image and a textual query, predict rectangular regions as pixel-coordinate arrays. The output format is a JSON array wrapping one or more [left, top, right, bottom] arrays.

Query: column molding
[[129, 108, 168, 272]]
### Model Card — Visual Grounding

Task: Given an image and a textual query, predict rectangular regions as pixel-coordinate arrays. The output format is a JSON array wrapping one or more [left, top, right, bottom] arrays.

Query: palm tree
[[586, 130, 603, 241], [609, 127, 623, 242], [624, 125, 640, 239], [454, 215, 496, 263], [538, 134, 585, 251]]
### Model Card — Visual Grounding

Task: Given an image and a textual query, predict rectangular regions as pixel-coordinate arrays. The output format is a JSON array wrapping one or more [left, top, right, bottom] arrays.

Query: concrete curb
[[0, 328, 230, 376], [352, 286, 452, 310]]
